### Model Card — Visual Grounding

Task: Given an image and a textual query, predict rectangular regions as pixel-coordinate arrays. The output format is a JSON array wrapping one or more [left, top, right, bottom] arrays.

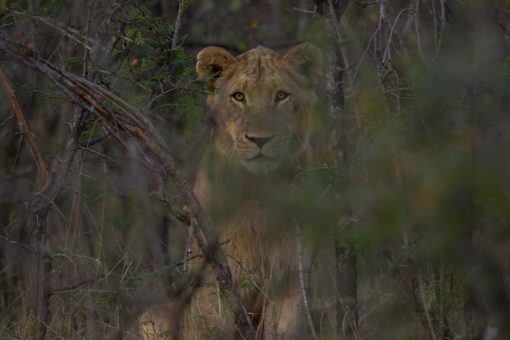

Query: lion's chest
[[193, 162, 299, 285], [219, 204, 297, 282]]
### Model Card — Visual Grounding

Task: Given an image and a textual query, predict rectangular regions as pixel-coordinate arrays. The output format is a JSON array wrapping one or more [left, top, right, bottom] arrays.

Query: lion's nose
[[245, 134, 275, 148]]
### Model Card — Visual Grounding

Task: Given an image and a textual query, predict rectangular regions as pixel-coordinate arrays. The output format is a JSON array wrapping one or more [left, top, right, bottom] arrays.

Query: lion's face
[[196, 44, 323, 174]]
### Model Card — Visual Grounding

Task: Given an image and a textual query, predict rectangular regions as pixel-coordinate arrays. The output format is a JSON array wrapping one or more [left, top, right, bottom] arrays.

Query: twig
[[382, 8, 411, 65], [0, 325, 22, 340], [418, 278, 438, 340], [295, 222, 317, 339], [414, 0, 424, 60], [50, 274, 105, 295], [0, 68, 50, 188], [172, 0, 186, 49], [166, 240, 231, 271], [0, 235, 30, 250], [351, 30, 377, 83], [82, 0, 96, 78], [170, 253, 203, 271], [183, 207, 196, 271], [78, 132, 109, 147], [0, 114, 14, 128], [290, 6, 315, 14], [378, 0, 387, 23], [401, 0, 419, 55], [433, 0, 448, 61], [12, 11, 92, 50], [439, 0, 447, 28], [77, 145, 116, 164], [373, 0, 384, 56]]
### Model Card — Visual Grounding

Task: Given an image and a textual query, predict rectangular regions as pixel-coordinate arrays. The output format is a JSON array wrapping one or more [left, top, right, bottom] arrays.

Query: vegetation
[[0, 0, 509, 339]]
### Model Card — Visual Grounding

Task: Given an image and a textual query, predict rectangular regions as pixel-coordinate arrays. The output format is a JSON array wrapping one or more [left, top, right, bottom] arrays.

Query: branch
[[50, 274, 105, 295], [11, 11, 92, 50], [295, 222, 317, 339], [0, 67, 50, 188], [79, 132, 109, 147], [172, 0, 186, 49], [0, 36, 255, 335]]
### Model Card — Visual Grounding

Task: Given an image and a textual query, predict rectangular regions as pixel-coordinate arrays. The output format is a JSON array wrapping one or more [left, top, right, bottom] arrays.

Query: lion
[[139, 43, 330, 339]]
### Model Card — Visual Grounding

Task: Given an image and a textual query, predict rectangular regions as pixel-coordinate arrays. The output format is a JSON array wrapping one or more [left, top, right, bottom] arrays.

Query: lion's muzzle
[[245, 134, 275, 149]]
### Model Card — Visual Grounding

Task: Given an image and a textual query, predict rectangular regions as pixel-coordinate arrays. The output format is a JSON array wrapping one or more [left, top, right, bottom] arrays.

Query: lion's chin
[[240, 156, 281, 175]]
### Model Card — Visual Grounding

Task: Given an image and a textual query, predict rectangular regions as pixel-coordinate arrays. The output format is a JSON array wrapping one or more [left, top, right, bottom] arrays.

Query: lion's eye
[[275, 91, 289, 102], [232, 92, 245, 102]]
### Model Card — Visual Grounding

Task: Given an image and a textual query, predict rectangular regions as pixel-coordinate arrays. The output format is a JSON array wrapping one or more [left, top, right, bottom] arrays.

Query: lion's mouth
[[240, 152, 281, 174], [246, 153, 276, 162]]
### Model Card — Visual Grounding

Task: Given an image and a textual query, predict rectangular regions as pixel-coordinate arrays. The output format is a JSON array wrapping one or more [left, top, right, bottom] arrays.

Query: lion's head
[[196, 43, 323, 174]]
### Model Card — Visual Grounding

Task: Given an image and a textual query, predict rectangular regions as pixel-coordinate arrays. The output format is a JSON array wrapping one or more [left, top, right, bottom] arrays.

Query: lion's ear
[[196, 46, 236, 87], [283, 43, 323, 86]]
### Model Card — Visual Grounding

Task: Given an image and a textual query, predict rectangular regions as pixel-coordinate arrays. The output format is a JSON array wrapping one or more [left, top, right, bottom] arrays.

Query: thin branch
[[290, 6, 315, 14], [382, 8, 411, 65], [295, 222, 317, 339], [50, 274, 105, 295], [418, 278, 438, 340], [183, 208, 196, 272], [166, 239, 231, 272], [172, 0, 186, 49], [351, 30, 378, 83], [0, 67, 50, 189], [0, 114, 14, 128], [0, 235, 30, 250], [401, 0, 419, 55], [411, 0, 424, 60], [78, 132, 109, 148], [82, 0, 96, 78], [12, 11, 92, 50], [439, 0, 447, 28]]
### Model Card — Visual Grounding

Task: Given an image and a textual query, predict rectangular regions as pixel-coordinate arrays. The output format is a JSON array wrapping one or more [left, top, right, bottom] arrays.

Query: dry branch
[[295, 222, 317, 339], [0, 36, 255, 335], [172, 0, 186, 49], [0, 68, 50, 188]]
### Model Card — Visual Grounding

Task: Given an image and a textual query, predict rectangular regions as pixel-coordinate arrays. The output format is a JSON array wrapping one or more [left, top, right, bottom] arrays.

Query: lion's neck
[[192, 147, 304, 279], [195, 147, 299, 208]]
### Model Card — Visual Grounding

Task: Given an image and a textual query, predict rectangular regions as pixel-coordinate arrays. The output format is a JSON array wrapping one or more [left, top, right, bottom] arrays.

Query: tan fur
[[139, 303, 181, 339], [140, 43, 324, 339]]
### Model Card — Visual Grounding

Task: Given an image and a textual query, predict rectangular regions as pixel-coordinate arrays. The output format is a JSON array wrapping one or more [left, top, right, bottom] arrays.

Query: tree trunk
[[314, 0, 358, 336]]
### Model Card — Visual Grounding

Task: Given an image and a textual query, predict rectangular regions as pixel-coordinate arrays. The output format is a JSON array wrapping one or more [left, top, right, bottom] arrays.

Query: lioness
[[140, 43, 327, 339]]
